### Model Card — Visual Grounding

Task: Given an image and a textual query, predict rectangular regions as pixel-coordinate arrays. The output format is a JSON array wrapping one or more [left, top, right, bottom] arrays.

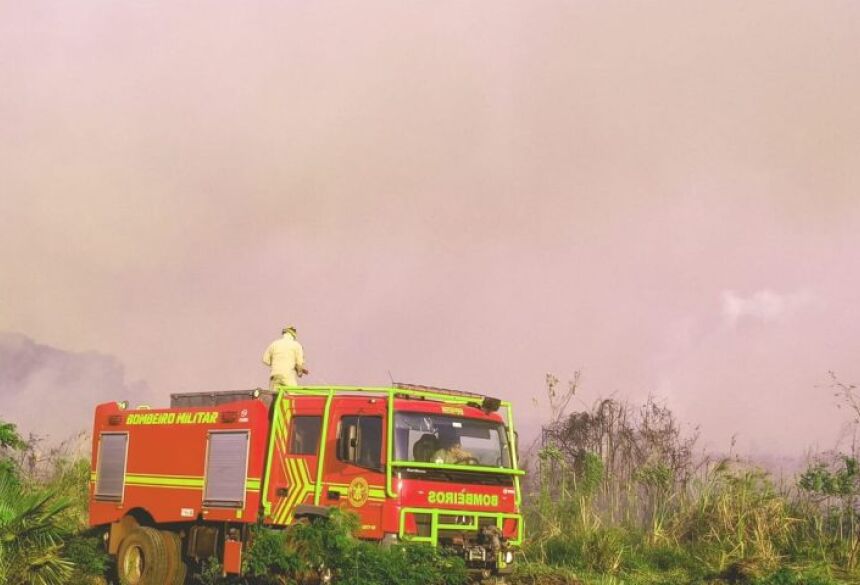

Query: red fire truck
[[88, 384, 524, 584]]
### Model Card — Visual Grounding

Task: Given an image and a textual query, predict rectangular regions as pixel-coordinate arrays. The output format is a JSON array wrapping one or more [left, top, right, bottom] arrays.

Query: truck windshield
[[394, 412, 512, 469]]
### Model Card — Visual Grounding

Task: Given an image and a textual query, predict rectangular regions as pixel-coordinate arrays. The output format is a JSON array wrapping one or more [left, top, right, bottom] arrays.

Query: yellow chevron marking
[[274, 403, 287, 454], [277, 457, 316, 525], [276, 459, 300, 524], [269, 398, 293, 522], [268, 400, 318, 526], [278, 400, 292, 454], [284, 459, 307, 523], [271, 435, 292, 522]]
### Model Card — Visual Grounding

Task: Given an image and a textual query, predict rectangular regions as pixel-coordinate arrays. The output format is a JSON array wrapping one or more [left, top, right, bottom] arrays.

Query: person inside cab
[[432, 425, 476, 465]]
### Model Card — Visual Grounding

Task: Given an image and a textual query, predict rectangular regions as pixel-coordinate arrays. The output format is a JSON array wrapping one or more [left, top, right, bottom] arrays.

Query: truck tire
[[116, 526, 169, 585], [160, 530, 188, 585]]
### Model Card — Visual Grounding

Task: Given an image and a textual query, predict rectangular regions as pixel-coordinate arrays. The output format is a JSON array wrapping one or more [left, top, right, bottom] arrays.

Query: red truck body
[[89, 385, 523, 582]]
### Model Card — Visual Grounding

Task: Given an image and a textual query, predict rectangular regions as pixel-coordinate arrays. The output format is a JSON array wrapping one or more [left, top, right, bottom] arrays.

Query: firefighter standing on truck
[[262, 325, 308, 388]]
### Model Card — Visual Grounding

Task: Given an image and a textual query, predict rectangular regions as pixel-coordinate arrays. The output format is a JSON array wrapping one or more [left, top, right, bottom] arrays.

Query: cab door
[[322, 399, 387, 539], [266, 396, 325, 526]]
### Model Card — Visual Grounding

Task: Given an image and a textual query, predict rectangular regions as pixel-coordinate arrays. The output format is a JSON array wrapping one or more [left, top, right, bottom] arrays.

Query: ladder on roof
[[392, 382, 489, 400], [168, 383, 501, 410]]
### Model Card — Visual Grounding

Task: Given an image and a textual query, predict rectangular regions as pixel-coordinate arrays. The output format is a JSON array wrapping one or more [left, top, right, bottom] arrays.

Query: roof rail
[[165, 385, 503, 409], [271, 385, 506, 408]]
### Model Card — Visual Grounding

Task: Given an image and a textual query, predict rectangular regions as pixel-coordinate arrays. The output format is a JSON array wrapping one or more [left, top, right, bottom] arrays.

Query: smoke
[[721, 289, 814, 326], [0, 332, 151, 442], [1, 1, 859, 458]]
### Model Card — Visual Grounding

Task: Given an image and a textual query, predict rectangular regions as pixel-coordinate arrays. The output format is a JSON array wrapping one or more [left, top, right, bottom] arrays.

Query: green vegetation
[[197, 510, 469, 584], [0, 421, 107, 585], [0, 474, 73, 584], [1, 374, 859, 583], [276, 513, 467, 585], [519, 374, 860, 584]]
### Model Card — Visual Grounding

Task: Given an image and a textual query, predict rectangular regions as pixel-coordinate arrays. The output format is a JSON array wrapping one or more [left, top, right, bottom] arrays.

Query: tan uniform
[[262, 332, 305, 388], [432, 445, 474, 465]]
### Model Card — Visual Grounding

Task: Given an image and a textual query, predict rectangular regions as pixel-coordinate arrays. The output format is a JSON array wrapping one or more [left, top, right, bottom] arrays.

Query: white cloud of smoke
[[0, 332, 151, 443], [721, 289, 814, 326], [1, 0, 859, 458]]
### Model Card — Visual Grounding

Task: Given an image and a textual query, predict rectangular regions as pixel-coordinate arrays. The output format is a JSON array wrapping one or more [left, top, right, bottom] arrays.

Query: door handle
[[327, 490, 341, 500]]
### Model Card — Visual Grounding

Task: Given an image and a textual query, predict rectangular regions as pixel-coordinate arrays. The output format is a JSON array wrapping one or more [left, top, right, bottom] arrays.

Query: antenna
[[387, 370, 395, 385]]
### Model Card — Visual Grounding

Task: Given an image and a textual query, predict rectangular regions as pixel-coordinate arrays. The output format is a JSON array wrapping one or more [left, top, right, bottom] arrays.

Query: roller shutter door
[[95, 433, 128, 501], [203, 431, 250, 508]]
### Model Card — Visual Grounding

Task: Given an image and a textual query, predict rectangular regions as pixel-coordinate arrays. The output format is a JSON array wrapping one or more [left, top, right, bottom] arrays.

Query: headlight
[[504, 551, 514, 564]]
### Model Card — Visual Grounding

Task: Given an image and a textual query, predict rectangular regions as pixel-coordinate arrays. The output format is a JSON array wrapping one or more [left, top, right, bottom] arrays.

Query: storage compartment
[[203, 430, 250, 508], [170, 389, 274, 409], [94, 432, 128, 501]]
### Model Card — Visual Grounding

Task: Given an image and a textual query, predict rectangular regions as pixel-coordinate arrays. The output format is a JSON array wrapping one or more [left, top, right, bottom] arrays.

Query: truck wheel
[[160, 530, 188, 585], [116, 526, 169, 585]]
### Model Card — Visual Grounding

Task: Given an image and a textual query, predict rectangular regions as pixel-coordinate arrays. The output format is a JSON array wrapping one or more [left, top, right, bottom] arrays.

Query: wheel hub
[[123, 543, 145, 584]]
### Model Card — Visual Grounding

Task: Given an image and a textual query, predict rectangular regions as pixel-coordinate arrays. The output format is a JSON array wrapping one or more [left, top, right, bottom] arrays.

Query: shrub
[[64, 534, 111, 583], [194, 557, 226, 585], [753, 566, 843, 585], [335, 541, 467, 585], [243, 510, 468, 585], [510, 561, 583, 585], [244, 526, 299, 580], [670, 466, 796, 574], [0, 473, 74, 585]]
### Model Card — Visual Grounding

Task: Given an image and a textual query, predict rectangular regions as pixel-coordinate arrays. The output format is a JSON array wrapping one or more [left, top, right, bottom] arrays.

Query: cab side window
[[290, 416, 322, 455], [337, 416, 382, 470]]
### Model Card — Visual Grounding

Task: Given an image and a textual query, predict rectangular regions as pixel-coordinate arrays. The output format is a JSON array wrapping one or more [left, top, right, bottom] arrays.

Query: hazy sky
[[1, 1, 859, 455]]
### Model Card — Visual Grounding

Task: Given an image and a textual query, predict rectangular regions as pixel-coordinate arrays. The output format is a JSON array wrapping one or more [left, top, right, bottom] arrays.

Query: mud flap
[[223, 540, 243, 575]]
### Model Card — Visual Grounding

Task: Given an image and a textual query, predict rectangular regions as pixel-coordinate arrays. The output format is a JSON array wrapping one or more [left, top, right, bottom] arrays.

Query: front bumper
[[395, 508, 521, 576]]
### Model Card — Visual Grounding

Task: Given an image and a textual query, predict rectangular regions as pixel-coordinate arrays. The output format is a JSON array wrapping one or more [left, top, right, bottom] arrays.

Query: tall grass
[[522, 380, 860, 585]]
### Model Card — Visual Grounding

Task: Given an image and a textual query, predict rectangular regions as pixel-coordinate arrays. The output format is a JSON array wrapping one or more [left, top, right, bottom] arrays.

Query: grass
[[521, 390, 860, 585]]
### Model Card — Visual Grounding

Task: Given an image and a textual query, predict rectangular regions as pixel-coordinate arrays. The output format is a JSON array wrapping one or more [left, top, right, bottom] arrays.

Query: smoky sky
[[1, 1, 859, 454], [0, 332, 150, 440]]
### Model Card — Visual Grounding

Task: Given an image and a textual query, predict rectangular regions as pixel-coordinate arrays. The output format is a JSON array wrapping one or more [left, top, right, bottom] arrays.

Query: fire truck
[[88, 384, 524, 584]]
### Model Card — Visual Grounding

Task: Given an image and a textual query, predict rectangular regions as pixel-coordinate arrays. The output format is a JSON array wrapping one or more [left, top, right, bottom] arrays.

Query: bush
[[64, 534, 111, 583], [541, 529, 627, 574], [753, 566, 843, 585], [336, 542, 467, 585], [0, 473, 74, 585], [640, 544, 693, 572], [193, 557, 226, 585], [510, 561, 583, 585], [242, 510, 467, 585], [244, 526, 299, 580]]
